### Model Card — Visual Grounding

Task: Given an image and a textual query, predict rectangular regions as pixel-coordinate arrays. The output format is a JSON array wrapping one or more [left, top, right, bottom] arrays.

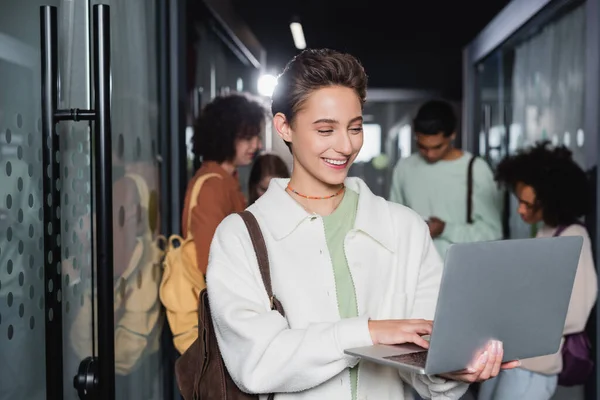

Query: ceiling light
[[257, 74, 277, 97], [290, 22, 306, 50]]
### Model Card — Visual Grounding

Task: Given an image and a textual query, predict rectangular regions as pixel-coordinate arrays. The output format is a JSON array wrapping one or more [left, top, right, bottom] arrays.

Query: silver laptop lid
[[425, 236, 583, 375]]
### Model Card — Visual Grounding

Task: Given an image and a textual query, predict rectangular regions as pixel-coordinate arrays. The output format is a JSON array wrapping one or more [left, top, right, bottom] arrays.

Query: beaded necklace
[[286, 183, 345, 200]]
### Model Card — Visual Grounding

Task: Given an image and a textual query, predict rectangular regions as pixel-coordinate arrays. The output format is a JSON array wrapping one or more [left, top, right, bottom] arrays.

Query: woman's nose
[[335, 132, 353, 155]]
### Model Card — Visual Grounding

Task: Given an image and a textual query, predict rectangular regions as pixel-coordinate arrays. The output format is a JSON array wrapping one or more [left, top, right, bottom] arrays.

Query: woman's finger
[[405, 319, 433, 325], [500, 360, 521, 370], [407, 320, 433, 330], [464, 347, 486, 375], [478, 342, 499, 380], [400, 322, 432, 335], [409, 333, 430, 349], [413, 323, 433, 335], [476, 351, 494, 380], [489, 341, 503, 377]]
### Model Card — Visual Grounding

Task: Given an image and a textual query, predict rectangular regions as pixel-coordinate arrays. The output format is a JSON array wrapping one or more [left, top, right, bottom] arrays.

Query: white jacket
[[206, 177, 468, 400]]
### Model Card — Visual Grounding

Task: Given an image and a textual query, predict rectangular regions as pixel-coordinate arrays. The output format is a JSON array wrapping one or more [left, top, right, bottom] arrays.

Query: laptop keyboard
[[384, 351, 428, 368]]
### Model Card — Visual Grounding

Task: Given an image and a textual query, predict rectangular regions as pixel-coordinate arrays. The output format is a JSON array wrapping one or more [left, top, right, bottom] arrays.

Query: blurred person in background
[[480, 141, 597, 400], [184, 92, 266, 274], [248, 153, 290, 205], [389, 100, 502, 258]]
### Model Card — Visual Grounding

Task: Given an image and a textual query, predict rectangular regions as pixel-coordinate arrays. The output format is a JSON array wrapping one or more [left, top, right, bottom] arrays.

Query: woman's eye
[[317, 129, 333, 134], [350, 127, 363, 134]]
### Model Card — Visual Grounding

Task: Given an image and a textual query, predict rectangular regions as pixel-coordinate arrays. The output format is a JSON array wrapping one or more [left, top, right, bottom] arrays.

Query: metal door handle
[[40, 6, 64, 398], [40, 4, 114, 399], [91, 5, 115, 399]]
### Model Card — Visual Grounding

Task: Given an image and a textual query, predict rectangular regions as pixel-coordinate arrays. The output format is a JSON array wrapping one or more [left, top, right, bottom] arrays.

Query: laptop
[[345, 236, 583, 375]]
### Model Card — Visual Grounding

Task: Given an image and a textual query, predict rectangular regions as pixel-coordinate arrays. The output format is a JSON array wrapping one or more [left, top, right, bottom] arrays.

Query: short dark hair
[[248, 153, 290, 205], [271, 48, 368, 150], [413, 100, 457, 137], [495, 140, 589, 227], [193, 93, 267, 163]]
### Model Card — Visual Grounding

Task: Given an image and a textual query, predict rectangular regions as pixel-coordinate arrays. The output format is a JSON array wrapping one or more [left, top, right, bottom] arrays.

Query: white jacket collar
[[252, 177, 395, 252]]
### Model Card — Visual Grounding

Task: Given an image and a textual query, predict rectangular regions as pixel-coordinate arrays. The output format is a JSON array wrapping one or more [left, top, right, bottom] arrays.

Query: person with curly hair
[[479, 141, 598, 399], [182, 92, 267, 274]]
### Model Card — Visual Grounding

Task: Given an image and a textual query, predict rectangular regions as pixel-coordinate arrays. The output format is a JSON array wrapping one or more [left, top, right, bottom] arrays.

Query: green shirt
[[389, 152, 503, 258], [323, 188, 360, 400]]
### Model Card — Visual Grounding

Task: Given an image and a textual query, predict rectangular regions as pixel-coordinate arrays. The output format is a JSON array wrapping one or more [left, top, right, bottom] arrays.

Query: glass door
[[0, 0, 45, 393], [0, 1, 165, 399], [0, 1, 76, 399], [95, 0, 164, 397]]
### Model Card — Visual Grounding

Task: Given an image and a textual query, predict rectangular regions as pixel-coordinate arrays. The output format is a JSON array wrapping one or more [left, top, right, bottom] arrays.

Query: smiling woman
[[205, 48, 515, 400], [270, 50, 366, 215]]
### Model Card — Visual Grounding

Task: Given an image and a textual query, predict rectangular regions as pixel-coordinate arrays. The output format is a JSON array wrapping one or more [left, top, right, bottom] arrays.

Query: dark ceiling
[[232, 0, 511, 99]]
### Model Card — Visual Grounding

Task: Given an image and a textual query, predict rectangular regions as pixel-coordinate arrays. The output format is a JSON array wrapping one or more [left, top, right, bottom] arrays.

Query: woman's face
[[515, 182, 544, 225], [274, 86, 363, 187], [234, 135, 261, 167]]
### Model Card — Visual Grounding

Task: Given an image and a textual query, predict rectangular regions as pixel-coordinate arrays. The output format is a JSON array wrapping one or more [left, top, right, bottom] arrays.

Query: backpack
[[175, 211, 285, 400], [159, 172, 221, 354], [70, 173, 164, 375], [553, 224, 594, 386]]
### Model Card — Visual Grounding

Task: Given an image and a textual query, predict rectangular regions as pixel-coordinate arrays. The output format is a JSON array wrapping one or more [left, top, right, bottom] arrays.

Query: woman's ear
[[273, 113, 292, 145]]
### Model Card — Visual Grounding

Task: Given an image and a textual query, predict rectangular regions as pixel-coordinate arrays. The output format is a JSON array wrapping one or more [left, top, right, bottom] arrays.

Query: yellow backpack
[[159, 172, 221, 354]]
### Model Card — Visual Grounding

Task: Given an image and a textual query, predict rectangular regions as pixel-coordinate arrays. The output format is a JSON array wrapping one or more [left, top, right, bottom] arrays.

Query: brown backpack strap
[[238, 211, 281, 313], [467, 156, 477, 224], [238, 211, 281, 400]]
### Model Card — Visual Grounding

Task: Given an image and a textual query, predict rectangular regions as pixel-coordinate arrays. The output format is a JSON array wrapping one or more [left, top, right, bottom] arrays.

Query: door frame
[[158, 0, 183, 396]]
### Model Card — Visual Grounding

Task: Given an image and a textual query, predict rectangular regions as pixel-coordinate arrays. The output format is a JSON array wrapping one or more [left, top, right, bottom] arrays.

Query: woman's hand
[[440, 340, 521, 383], [368, 319, 433, 349]]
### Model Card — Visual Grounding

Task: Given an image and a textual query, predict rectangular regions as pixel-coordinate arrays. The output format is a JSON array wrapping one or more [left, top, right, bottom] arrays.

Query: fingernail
[[491, 341, 498, 355], [494, 340, 502, 355], [467, 367, 477, 373], [479, 351, 489, 365], [498, 341, 503, 353]]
